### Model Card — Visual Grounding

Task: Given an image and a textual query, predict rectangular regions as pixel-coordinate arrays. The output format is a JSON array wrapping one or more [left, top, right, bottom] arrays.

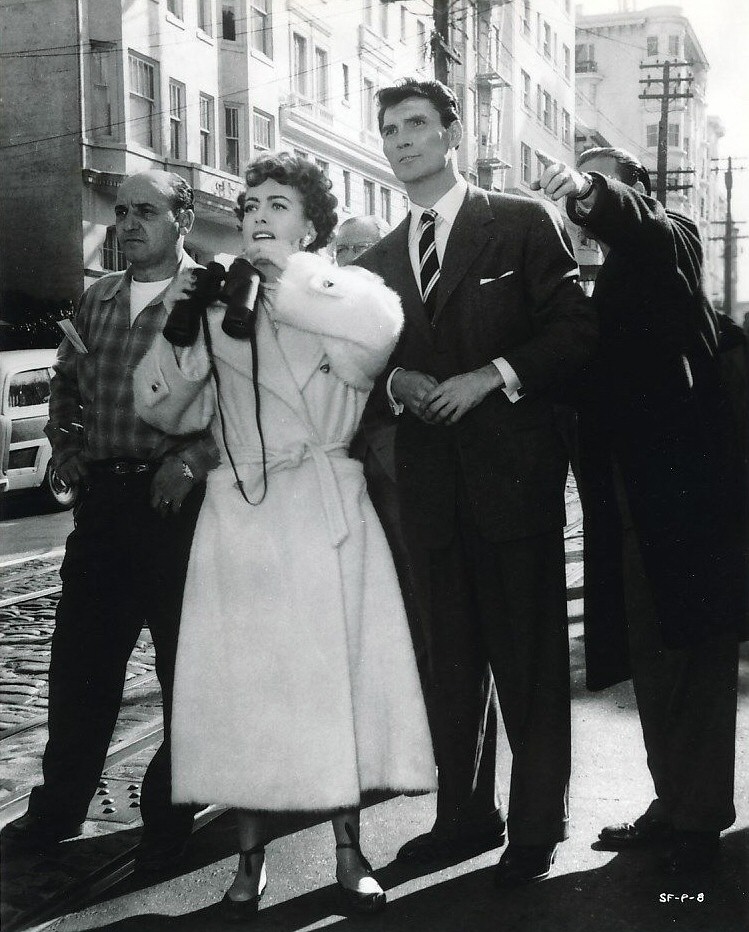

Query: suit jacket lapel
[[432, 187, 493, 327], [378, 218, 434, 343]]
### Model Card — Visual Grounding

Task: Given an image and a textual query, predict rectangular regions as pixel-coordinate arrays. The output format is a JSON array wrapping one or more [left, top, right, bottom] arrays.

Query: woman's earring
[[301, 232, 314, 249]]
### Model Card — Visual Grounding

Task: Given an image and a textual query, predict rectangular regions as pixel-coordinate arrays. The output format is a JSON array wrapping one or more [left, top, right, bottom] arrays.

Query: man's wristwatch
[[574, 173, 595, 200]]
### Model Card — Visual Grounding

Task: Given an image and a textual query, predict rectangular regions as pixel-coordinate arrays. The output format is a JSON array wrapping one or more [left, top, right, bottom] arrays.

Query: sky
[[577, 0, 749, 302]]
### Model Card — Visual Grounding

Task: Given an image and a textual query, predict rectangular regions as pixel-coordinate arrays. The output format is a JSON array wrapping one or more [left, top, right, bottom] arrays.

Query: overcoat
[[566, 174, 748, 690], [134, 253, 437, 812]]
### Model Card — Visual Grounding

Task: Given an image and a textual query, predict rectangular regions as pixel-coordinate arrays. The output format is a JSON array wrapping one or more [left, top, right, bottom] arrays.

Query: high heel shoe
[[335, 823, 386, 915], [218, 842, 267, 924]]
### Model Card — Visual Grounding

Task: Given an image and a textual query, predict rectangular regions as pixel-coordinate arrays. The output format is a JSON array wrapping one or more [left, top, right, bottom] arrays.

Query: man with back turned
[[534, 147, 746, 875]]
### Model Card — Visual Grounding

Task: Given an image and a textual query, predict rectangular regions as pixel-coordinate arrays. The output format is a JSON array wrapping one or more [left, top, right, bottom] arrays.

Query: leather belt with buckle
[[89, 459, 156, 476]]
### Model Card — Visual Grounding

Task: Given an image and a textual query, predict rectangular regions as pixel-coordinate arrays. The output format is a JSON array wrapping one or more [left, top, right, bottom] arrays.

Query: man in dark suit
[[356, 78, 597, 885], [534, 147, 746, 874]]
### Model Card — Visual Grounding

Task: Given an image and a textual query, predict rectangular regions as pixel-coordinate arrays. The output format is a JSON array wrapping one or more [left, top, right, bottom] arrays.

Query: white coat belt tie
[[230, 440, 352, 548]]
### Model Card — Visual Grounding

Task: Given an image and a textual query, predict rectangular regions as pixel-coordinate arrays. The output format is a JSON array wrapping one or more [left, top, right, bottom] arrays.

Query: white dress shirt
[[388, 179, 523, 412]]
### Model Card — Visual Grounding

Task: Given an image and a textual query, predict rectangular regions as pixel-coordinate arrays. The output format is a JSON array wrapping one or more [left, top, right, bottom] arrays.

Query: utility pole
[[710, 157, 749, 317], [639, 60, 694, 205], [430, 0, 461, 85], [724, 157, 734, 316]]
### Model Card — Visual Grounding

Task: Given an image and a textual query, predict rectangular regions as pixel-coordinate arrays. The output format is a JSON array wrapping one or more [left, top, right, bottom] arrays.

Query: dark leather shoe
[[133, 832, 190, 875], [1, 812, 84, 848], [218, 890, 265, 924], [397, 825, 506, 864], [494, 844, 557, 887], [598, 813, 672, 850], [660, 830, 720, 875]]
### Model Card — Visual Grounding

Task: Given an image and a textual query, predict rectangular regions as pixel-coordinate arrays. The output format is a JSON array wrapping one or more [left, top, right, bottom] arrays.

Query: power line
[[1, 13, 432, 155]]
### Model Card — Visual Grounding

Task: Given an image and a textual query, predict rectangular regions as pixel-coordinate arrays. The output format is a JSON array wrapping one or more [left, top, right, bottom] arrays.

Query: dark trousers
[[616, 476, 739, 832], [363, 443, 502, 835], [427, 498, 571, 846], [27, 471, 203, 838]]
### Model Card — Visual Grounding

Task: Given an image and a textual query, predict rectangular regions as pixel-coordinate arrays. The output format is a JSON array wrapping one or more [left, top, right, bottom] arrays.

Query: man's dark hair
[[234, 151, 338, 252], [376, 77, 460, 133], [578, 147, 652, 196], [166, 173, 195, 212]]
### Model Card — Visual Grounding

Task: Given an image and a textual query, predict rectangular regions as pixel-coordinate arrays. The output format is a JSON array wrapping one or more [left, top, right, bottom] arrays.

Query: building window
[[684, 135, 690, 158], [128, 53, 157, 149], [575, 43, 596, 71], [562, 109, 571, 145], [92, 45, 114, 137], [563, 44, 571, 80], [169, 80, 186, 160], [646, 35, 658, 56], [521, 70, 531, 109], [668, 34, 680, 56], [379, 0, 389, 36], [253, 109, 273, 150], [292, 33, 309, 97], [400, 6, 407, 41], [101, 226, 127, 271], [198, 0, 212, 35], [363, 77, 376, 131], [316, 158, 330, 176], [565, 0, 571, 13], [342, 63, 350, 103], [543, 22, 551, 58], [199, 93, 214, 166], [380, 186, 391, 223], [646, 123, 658, 147], [222, 3, 237, 40], [343, 170, 352, 209], [522, 0, 530, 37], [225, 104, 240, 175], [536, 85, 543, 121], [250, 0, 272, 57], [520, 142, 532, 184], [363, 179, 375, 214], [416, 19, 427, 64], [668, 122, 680, 147], [167, 0, 183, 19], [553, 99, 558, 135], [315, 46, 329, 105], [543, 91, 552, 130]]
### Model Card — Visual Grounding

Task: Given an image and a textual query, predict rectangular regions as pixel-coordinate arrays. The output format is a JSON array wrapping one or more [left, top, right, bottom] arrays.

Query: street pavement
[[43, 637, 749, 932], [2, 479, 747, 931]]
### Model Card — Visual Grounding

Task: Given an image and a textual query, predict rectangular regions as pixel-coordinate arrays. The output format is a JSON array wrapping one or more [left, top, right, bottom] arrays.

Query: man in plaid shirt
[[4, 170, 218, 872]]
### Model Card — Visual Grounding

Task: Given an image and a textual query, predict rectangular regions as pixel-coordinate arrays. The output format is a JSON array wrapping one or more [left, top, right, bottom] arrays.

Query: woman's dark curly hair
[[234, 152, 338, 252]]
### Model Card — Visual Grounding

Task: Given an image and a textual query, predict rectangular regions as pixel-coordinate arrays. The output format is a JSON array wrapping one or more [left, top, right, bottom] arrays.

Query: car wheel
[[42, 463, 78, 511]]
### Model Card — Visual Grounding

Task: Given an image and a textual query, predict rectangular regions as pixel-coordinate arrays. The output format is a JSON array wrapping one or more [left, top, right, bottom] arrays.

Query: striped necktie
[[418, 209, 440, 321]]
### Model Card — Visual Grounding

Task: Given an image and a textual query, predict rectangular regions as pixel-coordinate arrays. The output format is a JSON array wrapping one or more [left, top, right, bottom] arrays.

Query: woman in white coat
[[134, 153, 435, 921]]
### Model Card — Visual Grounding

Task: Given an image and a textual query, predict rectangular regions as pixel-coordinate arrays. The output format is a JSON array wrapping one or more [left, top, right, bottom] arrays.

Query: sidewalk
[[44, 637, 749, 932]]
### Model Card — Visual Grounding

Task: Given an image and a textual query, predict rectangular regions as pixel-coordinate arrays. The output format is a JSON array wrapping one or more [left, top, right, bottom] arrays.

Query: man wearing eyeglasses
[[335, 215, 391, 266]]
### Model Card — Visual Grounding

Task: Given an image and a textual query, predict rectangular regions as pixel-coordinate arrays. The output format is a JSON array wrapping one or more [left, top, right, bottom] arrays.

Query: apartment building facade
[[574, 3, 725, 302], [1, 0, 583, 309], [0, 0, 435, 306]]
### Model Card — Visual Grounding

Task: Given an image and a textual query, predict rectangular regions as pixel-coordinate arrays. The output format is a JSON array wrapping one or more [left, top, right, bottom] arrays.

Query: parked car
[[0, 349, 77, 510]]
